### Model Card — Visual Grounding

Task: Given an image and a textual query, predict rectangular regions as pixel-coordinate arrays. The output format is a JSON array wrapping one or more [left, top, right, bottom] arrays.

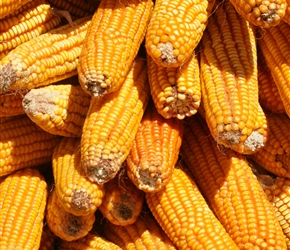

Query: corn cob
[[81, 59, 150, 185], [229, 0, 286, 28], [52, 137, 105, 216], [283, 0, 290, 24], [147, 51, 201, 119], [0, 0, 62, 60], [126, 101, 184, 193], [58, 231, 122, 250], [257, 21, 290, 118], [0, 15, 92, 94], [0, 114, 60, 177], [0, 90, 27, 117], [257, 45, 285, 114], [22, 84, 91, 137], [39, 225, 58, 250], [200, 0, 268, 154], [77, 0, 153, 97], [250, 112, 290, 178], [46, 188, 95, 242], [103, 212, 177, 249], [0, 0, 32, 19], [0, 168, 48, 249], [181, 113, 287, 249]]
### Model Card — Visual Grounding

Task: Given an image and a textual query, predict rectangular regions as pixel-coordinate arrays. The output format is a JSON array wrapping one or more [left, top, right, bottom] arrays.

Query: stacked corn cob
[[2, 0, 290, 249]]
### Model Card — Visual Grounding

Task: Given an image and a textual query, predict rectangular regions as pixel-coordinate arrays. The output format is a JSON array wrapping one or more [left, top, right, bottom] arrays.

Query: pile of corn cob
[[2, 0, 290, 249]]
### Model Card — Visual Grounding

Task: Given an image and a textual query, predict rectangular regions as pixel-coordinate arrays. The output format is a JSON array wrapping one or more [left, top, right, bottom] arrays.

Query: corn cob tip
[[79, 75, 108, 97], [0, 63, 16, 93], [71, 190, 93, 211], [151, 42, 177, 66], [135, 168, 163, 192]]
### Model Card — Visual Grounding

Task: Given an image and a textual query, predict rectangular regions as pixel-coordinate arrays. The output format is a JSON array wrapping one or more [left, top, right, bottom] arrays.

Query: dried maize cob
[[0, 0, 62, 60], [0, 114, 61, 177], [103, 212, 177, 249], [181, 113, 287, 249], [58, 231, 122, 250], [147, 51, 201, 119], [257, 45, 285, 113], [99, 172, 144, 226], [250, 112, 290, 178], [0, 168, 48, 249], [77, 0, 153, 97], [0, 90, 27, 117], [81, 59, 150, 185], [46, 188, 95, 242], [257, 21, 290, 118], [145, 0, 216, 67], [126, 102, 184, 193], [146, 167, 239, 249], [200, 0, 268, 154], [39, 225, 58, 250], [229, 0, 286, 27], [52, 137, 105, 216], [0, 0, 32, 19], [22, 84, 91, 137], [0, 15, 91, 94]]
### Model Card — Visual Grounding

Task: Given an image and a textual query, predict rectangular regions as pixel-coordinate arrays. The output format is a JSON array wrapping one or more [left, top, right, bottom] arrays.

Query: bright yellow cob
[[0, 0, 62, 60], [103, 212, 177, 249], [200, 0, 268, 154], [146, 167, 240, 249], [0, 0, 32, 19], [0, 114, 61, 177], [81, 59, 150, 185], [0, 15, 92, 93], [22, 84, 91, 137], [257, 21, 290, 118], [181, 113, 287, 249], [52, 137, 105, 216], [77, 0, 153, 97], [0, 90, 27, 117], [39, 225, 57, 250], [126, 102, 184, 193], [0, 168, 48, 249], [147, 51, 201, 119], [46, 188, 95, 242]]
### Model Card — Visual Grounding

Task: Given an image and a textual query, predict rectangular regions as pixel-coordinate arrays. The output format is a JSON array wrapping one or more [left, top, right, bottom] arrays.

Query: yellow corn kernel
[[23, 84, 91, 137], [81, 59, 150, 185], [103, 212, 177, 249], [46, 188, 95, 242], [52, 137, 105, 216], [181, 113, 287, 249], [200, 0, 268, 154], [39, 225, 57, 250], [77, 0, 153, 97], [146, 167, 239, 249], [145, 0, 216, 67], [282, 0, 290, 24], [126, 102, 184, 193], [0, 0, 32, 19], [0, 15, 92, 93], [147, 51, 201, 119], [0, 90, 27, 117], [0, 114, 61, 177], [0, 0, 62, 60], [0, 168, 48, 249]]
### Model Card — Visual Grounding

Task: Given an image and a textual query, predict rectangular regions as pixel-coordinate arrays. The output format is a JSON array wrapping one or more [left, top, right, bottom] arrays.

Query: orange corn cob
[[81, 59, 150, 185], [103, 212, 177, 249], [257, 21, 290, 118], [200, 0, 268, 154], [58, 231, 122, 250], [250, 112, 290, 178], [283, 0, 290, 24], [257, 45, 285, 113], [145, 0, 215, 67], [0, 0, 62, 60], [98, 172, 144, 226], [46, 188, 95, 242], [0, 90, 27, 117], [77, 0, 153, 97], [39, 225, 58, 250], [22, 84, 91, 137], [0, 114, 61, 177], [126, 102, 184, 193], [52, 137, 105, 216], [0, 15, 91, 93], [146, 167, 239, 249], [147, 51, 201, 119], [0, 168, 48, 249], [0, 0, 32, 19], [181, 113, 287, 249]]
